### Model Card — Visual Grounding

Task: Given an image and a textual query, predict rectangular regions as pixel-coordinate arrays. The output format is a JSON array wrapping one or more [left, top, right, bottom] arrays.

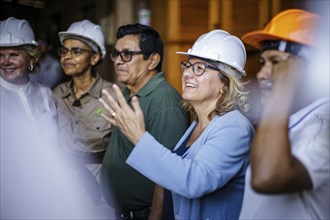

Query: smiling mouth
[[185, 82, 197, 88], [1, 68, 15, 74]]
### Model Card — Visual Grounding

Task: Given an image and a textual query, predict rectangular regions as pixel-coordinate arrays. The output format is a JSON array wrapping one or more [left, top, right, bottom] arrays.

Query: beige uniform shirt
[[53, 75, 114, 155]]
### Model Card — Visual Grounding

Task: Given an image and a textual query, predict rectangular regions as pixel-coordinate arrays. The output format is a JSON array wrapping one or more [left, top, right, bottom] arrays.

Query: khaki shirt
[[53, 75, 115, 154]]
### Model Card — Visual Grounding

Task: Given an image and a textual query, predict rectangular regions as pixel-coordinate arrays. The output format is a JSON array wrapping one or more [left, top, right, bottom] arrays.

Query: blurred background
[[1, 0, 327, 121]]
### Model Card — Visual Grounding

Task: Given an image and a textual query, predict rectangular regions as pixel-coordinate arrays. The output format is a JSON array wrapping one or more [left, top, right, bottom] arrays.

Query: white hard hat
[[0, 17, 38, 47], [58, 20, 106, 59], [177, 30, 246, 75]]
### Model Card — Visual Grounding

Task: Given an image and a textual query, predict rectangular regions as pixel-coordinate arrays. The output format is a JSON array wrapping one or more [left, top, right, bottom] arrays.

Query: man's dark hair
[[116, 23, 163, 72]]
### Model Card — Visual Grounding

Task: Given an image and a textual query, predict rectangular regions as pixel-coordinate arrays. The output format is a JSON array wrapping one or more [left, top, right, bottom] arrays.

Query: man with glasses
[[53, 20, 116, 216], [100, 23, 190, 220]]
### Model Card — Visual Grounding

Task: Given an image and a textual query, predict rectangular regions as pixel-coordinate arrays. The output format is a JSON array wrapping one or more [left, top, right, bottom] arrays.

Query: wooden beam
[[220, 0, 233, 32], [167, 0, 180, 41], [209, 0, 220, 30]]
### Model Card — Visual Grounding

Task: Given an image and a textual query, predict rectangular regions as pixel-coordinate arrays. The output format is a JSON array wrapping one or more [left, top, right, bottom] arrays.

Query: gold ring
[[111, 112, 116, 117]]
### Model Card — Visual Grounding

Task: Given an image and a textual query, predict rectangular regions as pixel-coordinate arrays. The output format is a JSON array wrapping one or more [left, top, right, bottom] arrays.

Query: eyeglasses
[[57, 47, 93, 58], [180, 60, 219, 76], [111, 49, 146, 62]]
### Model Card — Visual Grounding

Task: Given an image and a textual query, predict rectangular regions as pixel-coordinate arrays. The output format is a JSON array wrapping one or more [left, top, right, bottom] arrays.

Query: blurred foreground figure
[[0, 17, 107, 219], [239, 9, 330, 219]]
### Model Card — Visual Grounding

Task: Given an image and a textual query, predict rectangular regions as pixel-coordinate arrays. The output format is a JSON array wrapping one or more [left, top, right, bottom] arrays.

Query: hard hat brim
[[0, 42, 38, 47], [58, 31, 106, 59], [241, 30, 285, 49], [59, 31, 94, 46], [176, 51, 220, 62], [242, 30, 312, 50]]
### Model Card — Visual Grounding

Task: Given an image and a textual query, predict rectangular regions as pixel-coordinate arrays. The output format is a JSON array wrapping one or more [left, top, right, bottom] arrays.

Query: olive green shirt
[[100, 72, 190, 211], [53, 75, 115, 154]]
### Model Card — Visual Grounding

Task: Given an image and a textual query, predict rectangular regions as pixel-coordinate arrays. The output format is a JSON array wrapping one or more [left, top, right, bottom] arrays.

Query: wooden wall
[[154, 0, 318, 94], [1, 0, 323, 94]]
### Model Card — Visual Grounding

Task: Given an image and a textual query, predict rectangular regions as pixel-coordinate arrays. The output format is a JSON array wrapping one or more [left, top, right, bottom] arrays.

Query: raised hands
[[99, 84, 146, 145]]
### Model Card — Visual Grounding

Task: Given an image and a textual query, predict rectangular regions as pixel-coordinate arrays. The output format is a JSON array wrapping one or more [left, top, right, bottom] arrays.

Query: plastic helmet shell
[[0, 17, 38, 47], [177, 30, 246, 75], [241, 9, 321, 49], [58, 20, 106, 59]]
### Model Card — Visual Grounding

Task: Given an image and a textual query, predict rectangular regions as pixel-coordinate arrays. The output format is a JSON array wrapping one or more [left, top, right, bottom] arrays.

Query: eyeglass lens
[[180, 60, 220, 76], [57, 47, 92, 58], [180, 60, 206, 76], [111, 50, 145, 62]]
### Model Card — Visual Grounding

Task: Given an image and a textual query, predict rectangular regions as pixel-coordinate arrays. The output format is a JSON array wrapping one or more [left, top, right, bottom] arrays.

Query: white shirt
[[239, 98, 330, 220], [0, 78, 93, 219]]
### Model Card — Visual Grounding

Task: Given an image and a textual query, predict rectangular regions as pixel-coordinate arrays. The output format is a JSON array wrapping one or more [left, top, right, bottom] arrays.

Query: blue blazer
[[126, 110, 254, 220]]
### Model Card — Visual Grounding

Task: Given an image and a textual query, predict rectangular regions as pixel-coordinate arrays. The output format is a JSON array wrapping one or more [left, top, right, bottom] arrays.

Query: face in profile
[[257, 50, 290, 105]]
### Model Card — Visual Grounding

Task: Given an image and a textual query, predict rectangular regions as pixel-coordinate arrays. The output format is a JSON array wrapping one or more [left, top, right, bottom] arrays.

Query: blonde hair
[[182, 62, 249, 121], [23, 45, 41, 73]]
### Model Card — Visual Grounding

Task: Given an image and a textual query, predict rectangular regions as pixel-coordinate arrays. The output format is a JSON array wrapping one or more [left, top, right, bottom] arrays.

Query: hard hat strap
[[260, 40, 308, 57]]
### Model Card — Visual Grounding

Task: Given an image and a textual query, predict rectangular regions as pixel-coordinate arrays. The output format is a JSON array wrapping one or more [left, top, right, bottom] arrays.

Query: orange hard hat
[[241, 9, 321, 49]]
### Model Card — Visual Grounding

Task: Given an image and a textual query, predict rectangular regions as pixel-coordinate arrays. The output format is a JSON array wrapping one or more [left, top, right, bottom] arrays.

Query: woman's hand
[[99, 84, 146, 145]]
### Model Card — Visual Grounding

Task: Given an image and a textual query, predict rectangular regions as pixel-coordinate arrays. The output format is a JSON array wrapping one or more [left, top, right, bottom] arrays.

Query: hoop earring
[[28, 64, 33, 71], [219, 88, 224, 95]]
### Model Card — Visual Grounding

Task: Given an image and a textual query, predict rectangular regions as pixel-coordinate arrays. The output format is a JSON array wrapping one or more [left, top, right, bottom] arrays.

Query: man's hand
[[272, 55, 305, 99]]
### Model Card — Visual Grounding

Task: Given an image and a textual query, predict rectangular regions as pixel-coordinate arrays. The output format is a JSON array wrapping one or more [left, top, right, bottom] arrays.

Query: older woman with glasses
[[99, 29, 254, 219], [52, 20, 116, 211]]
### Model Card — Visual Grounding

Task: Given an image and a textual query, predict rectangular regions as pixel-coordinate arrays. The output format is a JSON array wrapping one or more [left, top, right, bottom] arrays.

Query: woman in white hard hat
[[99, 29, 254, 219], [0, 17, 92, 219], [0, 16, 58, 140], [53, 20, 116, 207]]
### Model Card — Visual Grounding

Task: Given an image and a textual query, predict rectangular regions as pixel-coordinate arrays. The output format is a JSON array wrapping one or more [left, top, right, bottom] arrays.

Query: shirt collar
[[289, 97, 330, 129], [87, 75, 103, 98], [123, 71, 165, 100], [61, 74, 103, 99], [0, 77, 30, 90]]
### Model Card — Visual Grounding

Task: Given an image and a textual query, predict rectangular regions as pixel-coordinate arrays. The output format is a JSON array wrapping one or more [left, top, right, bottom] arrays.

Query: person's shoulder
[[220, 110, 254, 128], [150, 83, 182, 107], [101, 78, 114, 89], [156, 80, 181, 96], [30, 80, 50, 91], [30, 81, 54, 97], [53, 81, 70, 96]]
